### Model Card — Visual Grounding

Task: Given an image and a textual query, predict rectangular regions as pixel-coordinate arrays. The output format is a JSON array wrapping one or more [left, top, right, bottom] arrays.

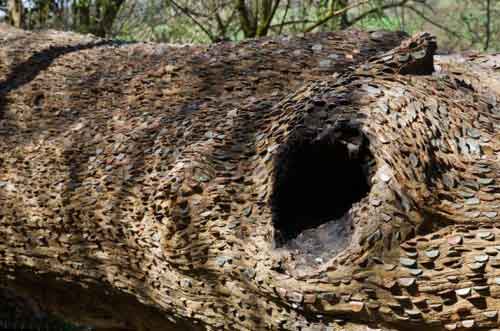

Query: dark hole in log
[[272, 128, 373, 250]]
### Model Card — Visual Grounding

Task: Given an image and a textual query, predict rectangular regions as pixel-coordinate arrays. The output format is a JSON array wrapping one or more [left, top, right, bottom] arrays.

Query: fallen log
[[0, 24, 499, 331]]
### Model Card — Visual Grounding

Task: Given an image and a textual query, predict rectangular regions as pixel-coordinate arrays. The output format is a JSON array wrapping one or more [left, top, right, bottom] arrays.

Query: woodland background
[[0, 0, 499, 52], [0, 1, 499, 331]]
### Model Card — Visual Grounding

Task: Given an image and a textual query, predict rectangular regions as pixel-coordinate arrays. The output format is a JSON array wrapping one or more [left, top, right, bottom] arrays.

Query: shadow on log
[[0, 24, 499, 331]]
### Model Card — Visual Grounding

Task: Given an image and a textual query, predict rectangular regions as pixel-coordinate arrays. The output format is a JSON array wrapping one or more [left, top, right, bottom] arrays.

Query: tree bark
[[0, 24, 499, 331], [92, 0, 125, 37], [73, 0, 91, 33], [6, 0, 23, 28], [485, 0, 491, 51], [236, 0, 256, 37]]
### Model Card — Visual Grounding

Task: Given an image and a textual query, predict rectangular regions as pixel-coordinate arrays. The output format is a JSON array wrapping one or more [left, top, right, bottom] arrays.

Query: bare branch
[[271, 19, 312, 29], [278, 0, 290, 34], [460, 12, 481, 46], [405, 4, 462, 39], [304, 0, 371, 33], [113, 1, 138, 36], [168, 0, 215, 41], [345, 0, 411, 27], [257, 0, 280, 36], [416, 0, 436, 14], [215, 11, 226, 36]]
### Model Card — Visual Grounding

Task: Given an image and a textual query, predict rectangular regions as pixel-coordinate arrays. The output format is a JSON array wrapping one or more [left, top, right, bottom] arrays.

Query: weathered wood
[[0, 24, 499, 331]]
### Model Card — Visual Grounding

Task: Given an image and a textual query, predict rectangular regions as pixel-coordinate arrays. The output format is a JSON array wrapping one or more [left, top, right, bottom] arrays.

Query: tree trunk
[[236, 0, 256, 38], [6, 0, 23, 28], [0, 24, 500, 331], [92, 0, 125, 37], [73, 0, 91, 34]]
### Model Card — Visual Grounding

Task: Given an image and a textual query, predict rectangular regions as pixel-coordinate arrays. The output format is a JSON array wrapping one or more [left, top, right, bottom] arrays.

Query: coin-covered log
[[0, 24, 499, 331]]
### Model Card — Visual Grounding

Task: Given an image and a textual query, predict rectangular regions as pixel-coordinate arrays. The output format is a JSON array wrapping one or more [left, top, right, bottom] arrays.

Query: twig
[[225, 6, 238, 27], [257, 0, 281, 36], [461, 12, 481, 45], [271, 19, 312, 29], [417, 0, 437, 14], [304, 0, 371, 32], [405, 4, 462, 39], [278, 0, 290, 34], [168, 0, 215, 41], [346, 0, 410, 26], [215, 11, 226, 36]]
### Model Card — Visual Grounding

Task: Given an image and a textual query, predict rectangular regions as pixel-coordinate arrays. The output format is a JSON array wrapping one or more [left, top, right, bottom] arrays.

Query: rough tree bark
[[0, 24, 499, 331], [6, 0, 23, 28]]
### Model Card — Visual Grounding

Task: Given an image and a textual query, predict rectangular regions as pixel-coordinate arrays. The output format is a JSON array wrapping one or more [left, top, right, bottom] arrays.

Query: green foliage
[[153, 21, 212, 43], [356, 12, 403, 31], [5, 1, 500, 52], [21, 0, 124, 37]]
